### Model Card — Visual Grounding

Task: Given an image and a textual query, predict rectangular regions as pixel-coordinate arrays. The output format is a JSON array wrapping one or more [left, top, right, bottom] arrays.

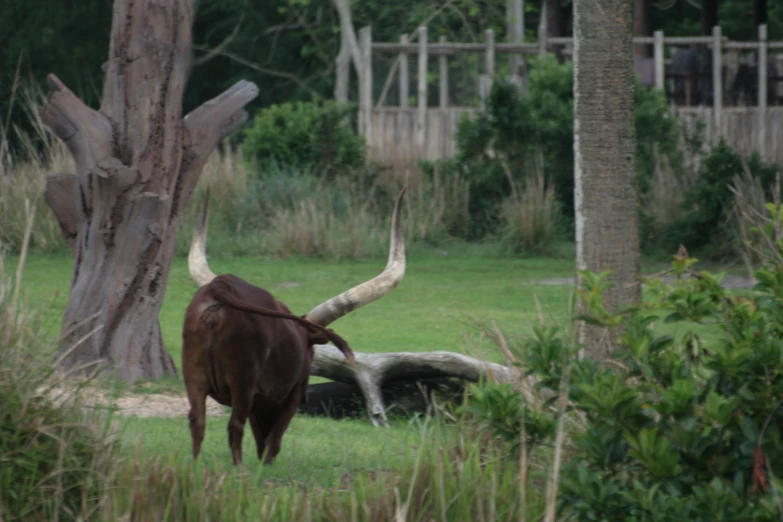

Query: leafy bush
[[459, 381, 556, 458], [526, 254, 783, 519], [460, 204, 783, 519], [243, 100, 365, 176], [665, 140, 779, 257], [435, 55, 688, 241]]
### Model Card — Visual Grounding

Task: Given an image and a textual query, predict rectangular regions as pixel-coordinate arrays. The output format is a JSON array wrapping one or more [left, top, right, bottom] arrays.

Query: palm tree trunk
[[573, 0, 641, 360]]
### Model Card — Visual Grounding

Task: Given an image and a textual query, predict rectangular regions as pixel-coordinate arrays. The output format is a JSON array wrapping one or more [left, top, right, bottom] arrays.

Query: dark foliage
[[665, 141, 779, 256]]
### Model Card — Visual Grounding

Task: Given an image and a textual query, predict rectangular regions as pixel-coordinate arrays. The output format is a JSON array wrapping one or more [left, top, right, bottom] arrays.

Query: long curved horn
[[188, 188, 218, 287], [304, 186, 407, 327]]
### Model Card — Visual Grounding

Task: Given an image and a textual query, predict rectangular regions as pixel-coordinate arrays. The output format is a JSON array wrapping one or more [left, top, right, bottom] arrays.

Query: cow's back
[[183, 275, 312, 406]]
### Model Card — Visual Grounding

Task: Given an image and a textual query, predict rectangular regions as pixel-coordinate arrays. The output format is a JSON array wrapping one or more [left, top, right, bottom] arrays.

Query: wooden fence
[[357, 24, 783, 167]]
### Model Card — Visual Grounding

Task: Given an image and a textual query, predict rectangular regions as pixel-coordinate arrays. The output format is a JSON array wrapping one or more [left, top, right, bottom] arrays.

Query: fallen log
[[306, 344, 522, 427]]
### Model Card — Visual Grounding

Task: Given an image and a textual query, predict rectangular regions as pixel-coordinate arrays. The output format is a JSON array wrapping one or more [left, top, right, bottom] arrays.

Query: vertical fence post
[[399, 34, 409, 108], [484, 29, 495, 100], [758, 24, 768, 161], [416, 26, 428, 147], [508, 0, 525, 76], [538, 22, 547, 55], [712, 25, 723, 144], [654, 30, 665, 91], [439, 35, 448, 108], [359, 26, 373, 142]]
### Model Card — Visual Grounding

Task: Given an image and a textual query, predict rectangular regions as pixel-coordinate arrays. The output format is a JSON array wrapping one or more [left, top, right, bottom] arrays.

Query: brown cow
[[182, 187, 407, 465]]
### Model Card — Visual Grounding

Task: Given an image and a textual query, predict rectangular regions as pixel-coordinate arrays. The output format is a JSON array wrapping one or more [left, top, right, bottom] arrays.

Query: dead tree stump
[[40, 0, 258, 381]]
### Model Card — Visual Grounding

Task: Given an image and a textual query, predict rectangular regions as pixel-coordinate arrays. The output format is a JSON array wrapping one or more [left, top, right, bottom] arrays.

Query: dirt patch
[[43, 385, 226, 418], [108, 393, 226, 418]]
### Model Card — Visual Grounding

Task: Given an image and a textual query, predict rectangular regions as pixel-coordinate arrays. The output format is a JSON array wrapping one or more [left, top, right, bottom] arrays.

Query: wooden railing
[[357, 24, 783, 165]]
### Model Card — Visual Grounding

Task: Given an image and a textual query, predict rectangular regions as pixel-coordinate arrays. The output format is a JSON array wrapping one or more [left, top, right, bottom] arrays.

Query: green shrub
[[459, 381, 556, 458], [519, 250, 783, 519], [458, 204, 783, 519], [665, 140, 779, 257], [243, 100, 365, 176], [434, 55, 690, 244]]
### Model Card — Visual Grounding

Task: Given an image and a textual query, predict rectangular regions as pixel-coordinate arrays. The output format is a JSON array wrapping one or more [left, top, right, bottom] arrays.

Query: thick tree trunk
[[573, 0, 641, 359], [40, 0, 258, 381]]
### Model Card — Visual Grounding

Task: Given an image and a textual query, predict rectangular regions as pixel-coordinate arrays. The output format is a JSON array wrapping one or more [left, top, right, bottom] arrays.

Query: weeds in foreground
[[104, 421, 545, 522], [0, 208, 116, 521]]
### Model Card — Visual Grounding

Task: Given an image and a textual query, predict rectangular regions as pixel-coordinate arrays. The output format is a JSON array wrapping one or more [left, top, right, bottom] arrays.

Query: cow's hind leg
[[227, 393, 253, 465], [263, 387, 304, 465], [249, 407, 275, 462], [185, 384, 208, 459]]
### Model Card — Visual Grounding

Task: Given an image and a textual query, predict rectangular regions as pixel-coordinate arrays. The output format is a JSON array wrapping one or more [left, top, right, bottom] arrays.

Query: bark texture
[[573, 0, 641, 359], [40, 0, 258, 381]]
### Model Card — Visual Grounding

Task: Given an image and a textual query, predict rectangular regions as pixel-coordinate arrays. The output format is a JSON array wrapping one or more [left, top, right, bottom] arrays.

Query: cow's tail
[[209, 279, 355, 364]]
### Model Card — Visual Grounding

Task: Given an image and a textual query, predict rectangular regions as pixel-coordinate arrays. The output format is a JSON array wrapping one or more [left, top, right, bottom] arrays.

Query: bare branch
[[181, 80, 259, 197], [191, 45, 323, 99], [264, 22, 322, 35], [39, 74, 113, 175], [192, 14, 244, 67]]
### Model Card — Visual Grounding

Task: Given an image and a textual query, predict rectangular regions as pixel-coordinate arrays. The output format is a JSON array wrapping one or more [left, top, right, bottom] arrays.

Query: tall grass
[[644, 154, 695, 229], [178, 156, 473, 259], [101, 421, 545, 522], [0, 83, 73, 254], [497, 168, 561, 255], [731, 166, 782, 276], [3, 104, 472, 260], [0, 209, 115, 521], [402, 166, 471, 243]]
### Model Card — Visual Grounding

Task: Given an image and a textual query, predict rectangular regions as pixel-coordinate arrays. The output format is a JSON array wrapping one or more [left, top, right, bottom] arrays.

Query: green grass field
[[15, 251, 579, 372], [120, 413, 422, 485], [5, 250, 743, 520], [11, 250, 576, 492]]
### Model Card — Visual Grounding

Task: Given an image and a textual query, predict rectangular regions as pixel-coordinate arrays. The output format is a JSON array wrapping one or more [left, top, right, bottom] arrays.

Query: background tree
[[634, 0, 651, 57], [3, 0, 781, 157], [572, 0, 640, 359], [41, 0, 258, 380]]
